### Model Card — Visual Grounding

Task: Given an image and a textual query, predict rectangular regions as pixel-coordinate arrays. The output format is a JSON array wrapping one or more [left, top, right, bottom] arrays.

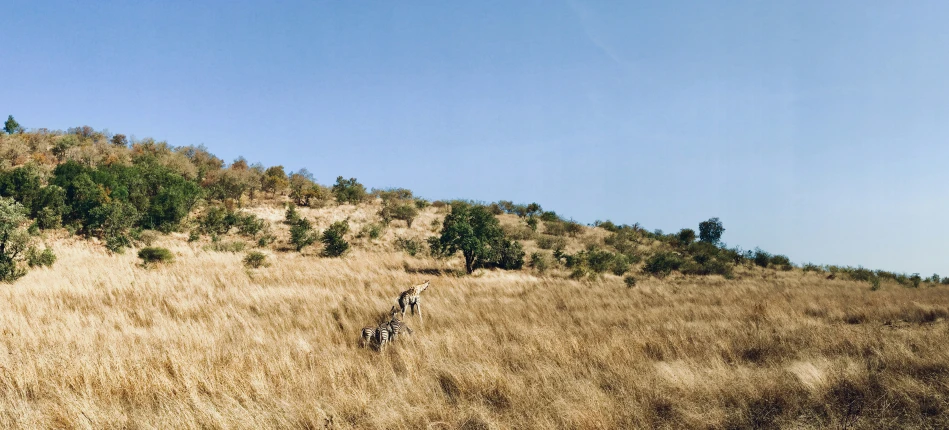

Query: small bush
[[503, 224, 535, 241], [207, 240, 246, 253], [624, 275, 637, 288], [494, 239, 525, 270], [909, 273, 922, 288], [321, 220, 350, 257], [358, 223, 384, 240], [770, 254, 792, 269], [544, 221, 567, 236], [289, 218, 317, 252], [138, 247, 173, 265], [414, 199, 430, 209], [236, 213, 265, 237], [332, 177, 367, 204], [642, 252, 683, 278], [138, 230, 159, 246], [285, 203, 301, 225], [753, 248, 771, 268], [869, 277, 881, 291], [536, 235, 566, 250], [529, 252, 550, 273], [802, 262, 823, 273], [380, 203, 419, 227], [26, 246, 56, 268], [243, 251, 268, 268], [395, 237, 424, 256], [188, 231, 200, 242]]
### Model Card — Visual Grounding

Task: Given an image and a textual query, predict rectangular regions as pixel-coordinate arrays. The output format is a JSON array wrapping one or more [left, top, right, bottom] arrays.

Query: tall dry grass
[[0, 206, 946, 428]]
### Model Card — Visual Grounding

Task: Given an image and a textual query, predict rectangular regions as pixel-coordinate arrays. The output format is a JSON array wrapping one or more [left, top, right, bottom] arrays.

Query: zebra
[[386, 306, 413, 342], [361, 326, 377, 348], [397, 280, 430, 323], [374, 323, 390, 350]]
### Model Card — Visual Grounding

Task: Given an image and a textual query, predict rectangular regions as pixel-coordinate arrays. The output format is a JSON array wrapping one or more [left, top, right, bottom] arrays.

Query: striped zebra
[[397, 280, 430, 323], [374, 323, 390, 350], [360, 326, 377, 348], [386, 306, 413, 342]]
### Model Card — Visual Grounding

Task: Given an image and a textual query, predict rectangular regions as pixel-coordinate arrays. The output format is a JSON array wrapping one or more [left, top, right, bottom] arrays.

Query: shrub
[[624, 275, 637, 288], [564, 221, 584, 237], [502, 224, 535, 241], [138, 247, 173, 265], [698, 217, 725, 244], [235, 213, 265, 237], [494, 239, 525, 270], [544, 220, 567, 236], [529, 252, 550, 273], [285, 203, 301, 225], [770, 254, 792, 270], [753, 248, 771, 268], [261, 165, 289, 196], [642, 252, 684, 278], [357, 223, 384, 240], [379, 203, 419, 227], [539, 211, 559, 222], [536, 235, 566, 250], [869, 276, 881, 291], [289, 218, 317, 252], [676, 228, 696, 246], [138, 230, 159, 246], [207, 240, 246, 253], [200, 206, 236, 235], [243, 251, 268, 268], [611, 257, 630, 276], [526, 216, 538, 232], [802, 262, 823, 273], [26, 246, 56, 268], [332, 176, 367, 204], [321, 220, 350, 257], [909, 273, 922, 288], [395, 236, 424, 256]]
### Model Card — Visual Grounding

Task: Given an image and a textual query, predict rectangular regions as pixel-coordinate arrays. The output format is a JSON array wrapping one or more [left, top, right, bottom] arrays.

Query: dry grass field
[[0, 202, 946, 429]]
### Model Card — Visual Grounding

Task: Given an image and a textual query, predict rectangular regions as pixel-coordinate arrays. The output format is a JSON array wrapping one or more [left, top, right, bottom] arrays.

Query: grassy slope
[[0, 201, 947, 429]]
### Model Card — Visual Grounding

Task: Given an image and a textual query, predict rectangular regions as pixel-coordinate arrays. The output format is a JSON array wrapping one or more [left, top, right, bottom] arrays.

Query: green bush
[[753, 248, 771, 268], [536, 235, 566, 250], [503, 224, 535, 241], [332, 176, 367, 204], [414, 199, 430, 209], [529, 252, 550, 273], [624, 275, 637, 288], [289, 218, 317, 252], [380, 203, 418, 227], [138, 247, 174, 265], [321, 220, 350, 257], [676, 228, 696, 246], [802, 262, 823, 273], [642, 252, 683, 278], [26, 246, 56, 268], [358, 223, 384, 240], [236, 213, 265, 236], [243, 251, 268, 268], [284, 203, 301, 225], [395, 236, 424, 256], [909, 273, 922, 288], [544, 221, 567, 236], [770, 254, 792, 270], [494, 239, 525, 270]]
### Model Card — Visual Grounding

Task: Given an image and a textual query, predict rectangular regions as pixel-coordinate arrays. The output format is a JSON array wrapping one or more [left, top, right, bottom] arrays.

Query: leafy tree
[[261, 165, 289, 196], [332, 176, 367, 204], [289, 218, 317, 252], [379, 203, 418, 227], [111, 133, 128, 146], [699, 217, 725, 244], [753, 248, 771, 268], [321, 220, 350, 257], [0, 198, 31, 281], [430, 202, 511, 274], [642, 252, 684, 278], [3, 115, 21, 134], [676, 228, 696, 246], [88, 201, 140, 252]]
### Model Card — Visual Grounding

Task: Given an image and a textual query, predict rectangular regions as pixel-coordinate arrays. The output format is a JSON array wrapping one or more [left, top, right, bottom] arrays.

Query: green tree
[[332, 176, 367, 204], [699, 217, 725, 244], [261, 165, 289, 196], [3, 115, 21, 134], [676, 228, 696, 246], [289, 218, 317, 251], [0, 198, 31, 281], [430, 202, 507, 274], [321, 220, 350, 257]]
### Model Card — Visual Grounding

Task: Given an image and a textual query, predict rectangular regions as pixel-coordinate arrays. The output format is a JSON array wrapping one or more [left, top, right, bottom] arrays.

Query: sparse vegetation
[[243, 251, 268, 268]]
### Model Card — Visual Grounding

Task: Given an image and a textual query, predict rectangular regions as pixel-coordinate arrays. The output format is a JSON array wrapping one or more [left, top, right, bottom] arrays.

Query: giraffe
[[397, 280, 430, 323]]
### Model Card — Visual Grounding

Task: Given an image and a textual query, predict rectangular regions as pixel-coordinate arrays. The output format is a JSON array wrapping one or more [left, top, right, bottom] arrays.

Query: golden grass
[[0, 206, 947, 428]]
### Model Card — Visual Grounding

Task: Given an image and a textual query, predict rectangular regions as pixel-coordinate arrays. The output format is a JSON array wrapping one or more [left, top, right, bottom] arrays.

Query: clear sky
[[3, 1, 948, 275]]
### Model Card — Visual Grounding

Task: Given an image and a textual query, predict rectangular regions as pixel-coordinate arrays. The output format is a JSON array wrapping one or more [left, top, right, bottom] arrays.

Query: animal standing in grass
[[397, 280, 430, 323], [361, 326, 377, 348], [386, 306, 413, 342]]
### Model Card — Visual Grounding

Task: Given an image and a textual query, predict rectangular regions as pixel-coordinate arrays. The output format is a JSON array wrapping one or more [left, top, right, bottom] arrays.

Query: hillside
[[0, 121, 947, 428]]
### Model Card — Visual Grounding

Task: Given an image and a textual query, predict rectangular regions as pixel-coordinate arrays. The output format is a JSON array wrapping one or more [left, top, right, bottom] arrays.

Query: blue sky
[[3, 1, 948, 275]]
